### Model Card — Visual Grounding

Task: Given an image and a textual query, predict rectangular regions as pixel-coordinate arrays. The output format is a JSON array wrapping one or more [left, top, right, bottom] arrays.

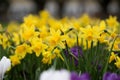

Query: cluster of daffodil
[[0, 11, 120, 80]]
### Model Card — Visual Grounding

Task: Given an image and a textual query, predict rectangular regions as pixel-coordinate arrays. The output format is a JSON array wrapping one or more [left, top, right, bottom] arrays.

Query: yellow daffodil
[[81, 25, 99, 41], [106, 16, 119, 28], [2, 34, 10, 49], [39, 10, 50, 19], [12, 32, 20, 45], [114, 56, 120, 69], [109, 52, 116, 63], [113, 41, 120, 51], [6, 22, 19, 32], [0, 34, 2, 45], [47, 28, 63, 47], [53, 48, 64, 61], [10, 55, 21, 66], [65, 35, 76, 48], [22, 25, 35, 41], [39, 26, 49, 40], [23, 14, 38, 27], [99, 20, 106, 31], [42, 51, 55, 64], [48, 19, 61, 30], [15, 43, 31, 59], [31, 37, 48, 57], [79, 14, 90, 26], [1, 10, 120, 70]]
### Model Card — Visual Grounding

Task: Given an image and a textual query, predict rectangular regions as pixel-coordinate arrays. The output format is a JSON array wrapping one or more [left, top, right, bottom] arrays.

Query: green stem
[[52, 58, 57, 69], [69, 51, 78, 60], [61, 51, 70, 70], [57, 46, 70, 70], [103, 36, 118, 73]]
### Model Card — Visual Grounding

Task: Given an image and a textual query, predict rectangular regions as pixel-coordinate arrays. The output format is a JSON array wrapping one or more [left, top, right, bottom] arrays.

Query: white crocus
[[39, 68, 70, 80], [0, 56, 11, 80]]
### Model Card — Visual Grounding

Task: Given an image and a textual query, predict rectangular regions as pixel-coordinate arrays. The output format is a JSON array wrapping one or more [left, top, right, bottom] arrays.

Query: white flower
[[39, 68, 70, 80], [0, 56, 11, 80]]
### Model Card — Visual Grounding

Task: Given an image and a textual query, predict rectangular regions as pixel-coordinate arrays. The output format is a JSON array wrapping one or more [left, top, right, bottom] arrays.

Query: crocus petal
[[103, 72, 119, 80], [0, 56, 11, 80], [117, 75, 120, 80], [107, 73, 118, 80], [79, 73, 91, 80], [70, 46, 83, 57], [53, 70, 70, 80], [40, 68, 70, 80], [70, 72, 79, 80], [103, 72, 111, 80], [1, 56, 11, 73], [40, 69, 54, 80]]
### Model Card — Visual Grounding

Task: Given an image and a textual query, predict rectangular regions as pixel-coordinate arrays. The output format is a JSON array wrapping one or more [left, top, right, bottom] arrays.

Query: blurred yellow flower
[[109, 52, 116, 63], [53, 48, 64, 61], [10, 55, 21, 66], [79, 14, 90, 26], [2, 34, 10, 49], [6, 22, 19, 32], [39, 26, 49, 40], [0, 10, 120, 71], [114, 56, 120, 69], [81, 25, 99, 41], [22, 26, 35, 41], [106, 16, 119, 28], [15, 43, 31, 59], [42, 51, 55, 64], [12, 32, 20, 45], [99, 20, 106, 31], [47, 28, 63, 47], [110, 38, 120, 51], [39, 10, 50, 19], [0, 34, 2, 45], [23, 15, 38, 27], [31, 38, 48, 57]]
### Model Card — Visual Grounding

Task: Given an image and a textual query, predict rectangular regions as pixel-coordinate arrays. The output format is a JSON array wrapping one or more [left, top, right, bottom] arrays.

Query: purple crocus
[[70, 46, 83, 57], [79, 73, 91, 80], [64, 46, 83, 65], [70, 72, 80, 80], [103, 72, 120, 80], [70, 72, 90, 80], [70, 46, 83, 65]]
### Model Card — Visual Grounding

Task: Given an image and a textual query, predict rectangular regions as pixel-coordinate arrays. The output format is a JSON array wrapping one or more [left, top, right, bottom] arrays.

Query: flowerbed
[[0, 11, 120, 80]]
